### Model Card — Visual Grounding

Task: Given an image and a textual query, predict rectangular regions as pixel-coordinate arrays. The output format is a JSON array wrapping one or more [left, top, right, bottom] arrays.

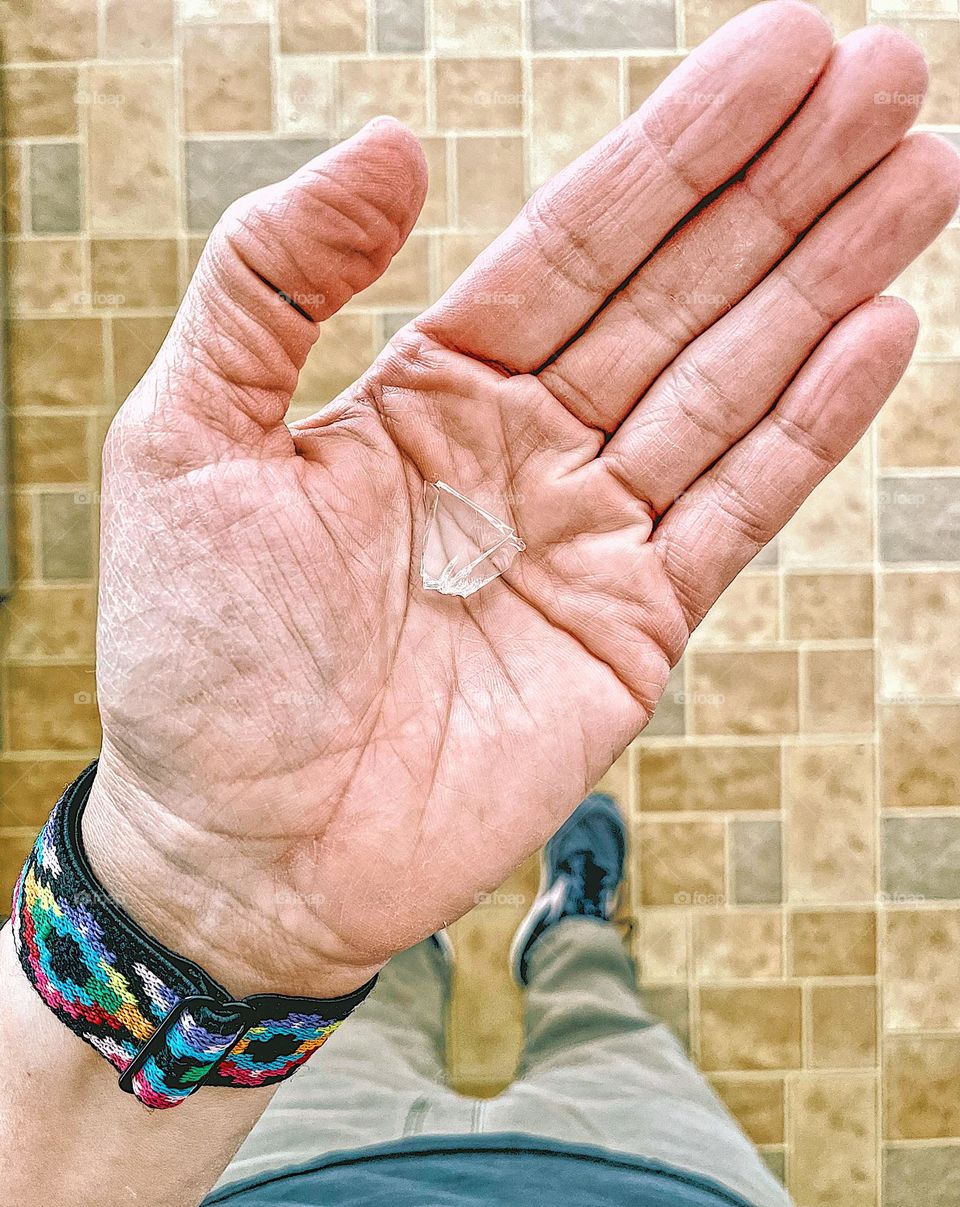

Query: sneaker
[[509, 792, 626, 986]]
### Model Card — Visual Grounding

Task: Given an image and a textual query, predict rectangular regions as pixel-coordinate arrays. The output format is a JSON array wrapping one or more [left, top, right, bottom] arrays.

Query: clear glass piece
[[420, 481, 525, 598]]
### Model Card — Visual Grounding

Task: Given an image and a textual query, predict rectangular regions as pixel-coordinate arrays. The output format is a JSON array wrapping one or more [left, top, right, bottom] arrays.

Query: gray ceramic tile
[[879, 475, 960, 562], [884, 816, 960, 901], [375, 0, 425, 51], [530, 0, 676, 50], [640, 984, 690, 1051], [884, 1145, 960, 1207], [730, 818, 783, 905], [29, 143, 82, 233], [39, 492, 93, 580], [761, 1150, 786, 1184], [643, 661, 685, 737], [186, 138, 329, 231]]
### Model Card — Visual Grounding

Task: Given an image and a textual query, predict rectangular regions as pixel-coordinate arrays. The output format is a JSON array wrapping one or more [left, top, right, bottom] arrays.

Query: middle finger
[[538, 26, 927, 432]]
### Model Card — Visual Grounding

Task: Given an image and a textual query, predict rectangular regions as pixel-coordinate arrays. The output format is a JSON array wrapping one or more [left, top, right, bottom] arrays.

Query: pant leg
[[481, 918, 793, 1207], [212, 940, 475, 1193]]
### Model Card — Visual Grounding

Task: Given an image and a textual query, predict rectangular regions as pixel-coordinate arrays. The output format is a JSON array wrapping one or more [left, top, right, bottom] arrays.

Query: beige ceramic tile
[[809, 985, 877, 1069], [418, 137, 450, 228], [693, 912, 782, 979], [438, 233, 493, 289], [884, 909, 960, 1031], [3, 143, 24, 236], [688, 650, 798, 736], [1, 0, 97, 61], [788, 1073, 877, 1205], [784, 743, 875, 903], [637, 819, 726, 907], [709, 1074, 785, 1145], [784, 572, 873, 641], [180, 0, 273, 18], [279, 0, 366, 52], [881, 702, 960, 808], [880, 571, 960, 698], [880, 19, 960, 124], [456, 136, 525, 228], [638, 743, 781, 812], [593, 750, 632, 813], [10, 494, 37, 582], [885, 1035, 960, 1140], [682, 0, 753, 46], [800, 647, 874, 735], [433, 0, 522, 53], [789, 910, 876, 977], [183, 24, 272, 133], [86, 65, 178, 233], [290, 312, 376, 410], [880, 360, 960, 468], [436, 58, 522, 131], [111, 316, 171, 403], [277, 56, 335, 135], [354, 232, 431, 309], [2, 65, 78, 136], [892, 230, 960, 358], [5, 664, 100, 752], [636, 910, 689, 982], [11, 415, 89, 486], [339, 58, 427, 134], [627, 54, 685, 109], [530, 57, 621, 187], [0, 831, 42, 909], [778, 438, 872, 568], [8, 239, 85, 312], [90, 239, 180, 310], [447, 858, 537, 1094], [3, 586, 96, 662], [0, 755, 91, 830], [692, 574, 779, 646], [699, 986, 802, 1071], [10, 319, 105, 409], [103, 0, 174, 56]]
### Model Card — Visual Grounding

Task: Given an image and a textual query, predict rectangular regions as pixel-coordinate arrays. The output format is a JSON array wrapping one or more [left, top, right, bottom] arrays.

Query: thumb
[[133, 117, 427, 446]]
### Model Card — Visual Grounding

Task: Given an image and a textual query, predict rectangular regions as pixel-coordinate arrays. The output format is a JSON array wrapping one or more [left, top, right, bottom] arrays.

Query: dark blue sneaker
[[510, 792, 626, 986]]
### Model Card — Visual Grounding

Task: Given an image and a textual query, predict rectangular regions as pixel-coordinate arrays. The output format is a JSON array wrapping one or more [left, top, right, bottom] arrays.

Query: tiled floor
[[0, 1, 959, 1203]]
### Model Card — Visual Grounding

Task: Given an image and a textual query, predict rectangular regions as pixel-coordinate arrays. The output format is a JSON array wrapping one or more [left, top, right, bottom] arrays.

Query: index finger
[[417, 0, 833, 376]]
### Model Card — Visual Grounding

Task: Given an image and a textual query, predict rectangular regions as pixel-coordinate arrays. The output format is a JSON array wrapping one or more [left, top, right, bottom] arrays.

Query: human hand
[[84, 1, 960, 999]]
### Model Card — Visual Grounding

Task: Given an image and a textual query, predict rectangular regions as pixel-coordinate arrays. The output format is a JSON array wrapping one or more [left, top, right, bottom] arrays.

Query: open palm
[[86, 2, 960, 999]]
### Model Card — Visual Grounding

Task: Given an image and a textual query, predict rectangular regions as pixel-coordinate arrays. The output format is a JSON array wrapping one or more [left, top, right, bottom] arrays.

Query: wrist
[[81, 757, 383, 1002]]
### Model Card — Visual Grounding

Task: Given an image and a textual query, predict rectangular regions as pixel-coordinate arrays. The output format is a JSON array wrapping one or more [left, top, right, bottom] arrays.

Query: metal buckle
[[118, 995, 254, 1097]]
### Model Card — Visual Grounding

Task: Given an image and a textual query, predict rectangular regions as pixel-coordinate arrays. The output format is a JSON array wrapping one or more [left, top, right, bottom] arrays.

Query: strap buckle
[[118, 995, 255, 1097]]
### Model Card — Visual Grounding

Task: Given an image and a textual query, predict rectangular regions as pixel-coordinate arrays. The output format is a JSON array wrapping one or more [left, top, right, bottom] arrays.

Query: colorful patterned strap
[[11, 762, 377, 1109]]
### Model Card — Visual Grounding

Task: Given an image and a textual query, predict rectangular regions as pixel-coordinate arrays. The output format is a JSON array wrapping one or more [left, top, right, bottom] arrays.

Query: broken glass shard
[[420, 481, 525, 598]]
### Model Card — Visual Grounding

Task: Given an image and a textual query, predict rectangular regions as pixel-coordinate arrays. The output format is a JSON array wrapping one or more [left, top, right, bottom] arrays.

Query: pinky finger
[[652, 296, 918, 630]]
